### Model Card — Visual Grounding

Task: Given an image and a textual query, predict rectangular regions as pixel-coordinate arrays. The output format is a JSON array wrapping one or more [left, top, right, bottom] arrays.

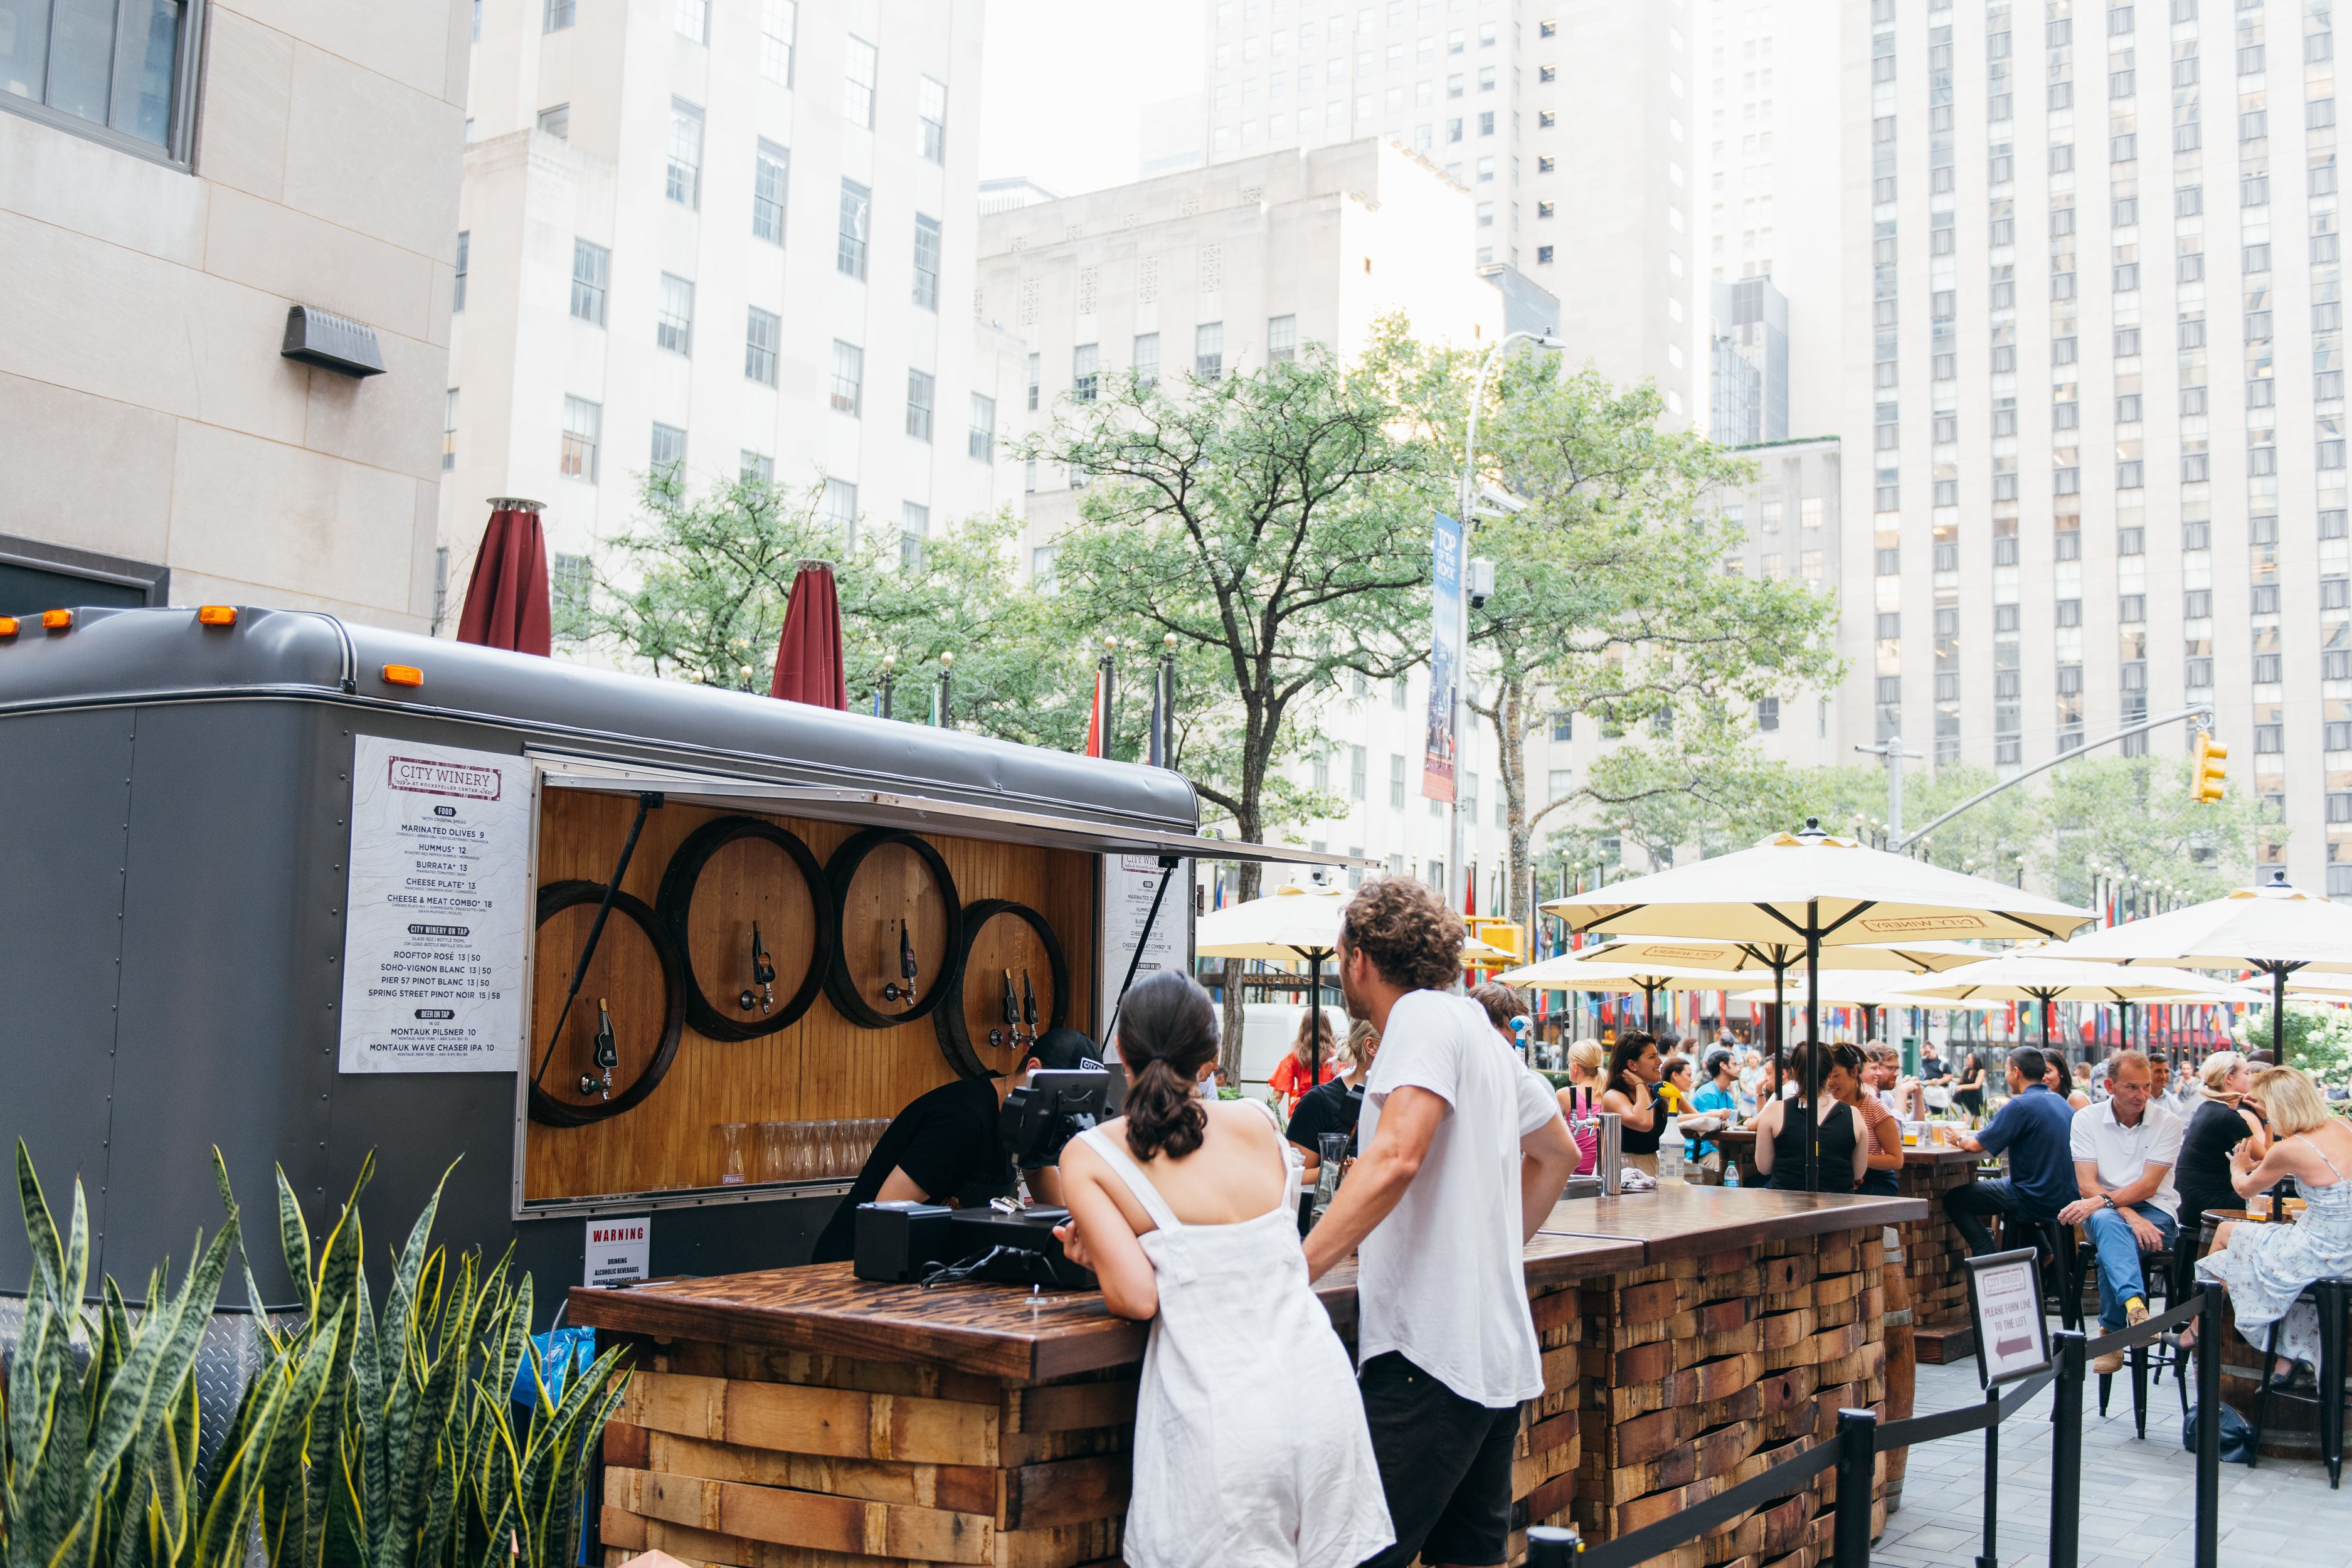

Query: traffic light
[[2192, 729, 2230, 803]]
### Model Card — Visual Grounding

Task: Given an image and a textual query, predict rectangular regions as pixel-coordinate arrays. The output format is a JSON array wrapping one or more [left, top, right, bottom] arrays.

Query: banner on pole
[[1422, 509, 1463, 802]]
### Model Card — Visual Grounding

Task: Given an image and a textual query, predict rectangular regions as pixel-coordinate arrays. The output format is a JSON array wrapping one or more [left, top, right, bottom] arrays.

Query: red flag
[[1084, 664, 1107, 757]]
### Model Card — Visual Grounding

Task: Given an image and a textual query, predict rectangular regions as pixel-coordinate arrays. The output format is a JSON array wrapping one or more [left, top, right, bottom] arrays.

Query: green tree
[[563, 470, 1111, 743], [2237, 1002, 2352, 1079], [2039, 755, 2268, 906], [1370, 327, 1844, 916]]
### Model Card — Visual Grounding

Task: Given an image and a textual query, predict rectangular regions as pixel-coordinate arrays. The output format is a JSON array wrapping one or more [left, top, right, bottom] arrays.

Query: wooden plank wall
[[526, 792, 1096, 1203]]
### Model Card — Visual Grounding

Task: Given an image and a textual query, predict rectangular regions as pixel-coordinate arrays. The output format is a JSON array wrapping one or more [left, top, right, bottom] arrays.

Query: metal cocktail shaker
[[1596, 1111, 1623, 1196]]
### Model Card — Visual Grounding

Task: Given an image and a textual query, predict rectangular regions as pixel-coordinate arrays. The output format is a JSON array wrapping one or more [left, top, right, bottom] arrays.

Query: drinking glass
[[757, 1121, 787, 1184], [718, 1123, 749, 1186]]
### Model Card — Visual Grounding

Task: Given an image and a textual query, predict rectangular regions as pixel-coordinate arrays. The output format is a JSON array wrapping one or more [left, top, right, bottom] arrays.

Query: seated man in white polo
[[2058, 1049, 2183, 1375]]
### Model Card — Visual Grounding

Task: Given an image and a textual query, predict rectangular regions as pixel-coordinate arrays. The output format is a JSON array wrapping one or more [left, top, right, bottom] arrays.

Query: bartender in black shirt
[[1286, 1019, 1379, 1178], [809, 1028, 1102, 1263]]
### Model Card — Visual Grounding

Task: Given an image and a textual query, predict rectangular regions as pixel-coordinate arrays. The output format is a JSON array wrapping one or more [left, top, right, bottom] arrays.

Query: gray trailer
[[0, 603, 1318, 1313]]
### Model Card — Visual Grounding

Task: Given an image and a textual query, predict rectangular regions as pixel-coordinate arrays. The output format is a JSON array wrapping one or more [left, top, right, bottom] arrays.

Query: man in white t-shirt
[[2057, 1049, 2183, 1374], [1303, 877, 1579, 1568]]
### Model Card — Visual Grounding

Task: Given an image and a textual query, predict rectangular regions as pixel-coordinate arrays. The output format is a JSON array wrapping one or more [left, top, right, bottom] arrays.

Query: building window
[[1390, 753, 1408, 808], [742, 450, 774, 483], [1350, 745, 1368, 798], [968, 394, 995, 460], [1073, 342, 1099, 401], [546, 0, 574, 29], [537, 102, 569, 139], [1027, 352, 1040, 410], [1031, 544, 1058, 589], [650, 422, 686, 479], [906, 369, 935, 440], [1267, 314, 1298, 361], [552, 553, 591, 630], [744, 307, 780, 386], [761, 0, 796, 83], [753, 140, 789, 243], [822, 477, 857, 535], [570, 240, 609, 325], [452, 231, 469, 312], [919, 75, 947, 162], [830, 340, 863, 415], [1536, 245, 1554, 263], [912, 215, 941, 309], [675, 0, 706, 41], [1134, 332, 1160, 388], [666, 98, 704, 206], [442, 388, 458, 471], [1547, 768, 1574, 802], [656, 274, 694, 354], [1195, 321, 1224, 381], [844, 34, 877, 126], [838, 179, 871, 278], [901, 502, 928, 569], [560, 396, 601, 482]]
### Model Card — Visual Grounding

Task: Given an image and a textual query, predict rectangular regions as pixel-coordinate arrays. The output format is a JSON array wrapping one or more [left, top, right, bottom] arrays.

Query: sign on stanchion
[[1964, 1246, 2053, 1387]]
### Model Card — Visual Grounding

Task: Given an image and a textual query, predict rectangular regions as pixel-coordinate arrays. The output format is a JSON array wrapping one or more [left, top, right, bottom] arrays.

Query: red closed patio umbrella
[[771, 559, 847, 708], [455, 499, 553, 655]]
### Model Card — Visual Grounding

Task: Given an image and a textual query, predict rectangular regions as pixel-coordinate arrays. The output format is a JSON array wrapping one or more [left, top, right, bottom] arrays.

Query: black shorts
[[1355, 1352, 1522, 1568]]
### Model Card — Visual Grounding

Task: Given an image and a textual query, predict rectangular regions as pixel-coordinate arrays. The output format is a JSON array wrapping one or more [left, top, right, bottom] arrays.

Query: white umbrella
[[1888, 950, 2261, 1056], [2051, 872, 2352, 1044], [1542, 820, 2094, 1189], [1496, 953, 1752, 1034], [1194, 883, 1508, 1076], [1548, 935, 1991, 975]]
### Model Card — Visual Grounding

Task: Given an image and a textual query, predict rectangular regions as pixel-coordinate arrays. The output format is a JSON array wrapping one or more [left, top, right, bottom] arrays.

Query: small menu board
[[1966, 1246, 2053, 1387], [1099, 853, 1189, 1036], [337, 736, 532, 1073]]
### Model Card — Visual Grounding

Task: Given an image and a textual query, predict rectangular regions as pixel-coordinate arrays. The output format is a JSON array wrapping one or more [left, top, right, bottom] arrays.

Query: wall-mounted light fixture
[[281, 306, 385, 378]]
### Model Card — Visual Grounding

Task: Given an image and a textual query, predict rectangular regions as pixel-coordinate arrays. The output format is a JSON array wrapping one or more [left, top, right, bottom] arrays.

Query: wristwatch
[[2100, 1194, 2118, 1210]]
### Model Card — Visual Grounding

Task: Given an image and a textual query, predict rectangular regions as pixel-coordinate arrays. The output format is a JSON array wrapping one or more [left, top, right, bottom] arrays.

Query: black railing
[[1528, 1283, 2227, 1568]]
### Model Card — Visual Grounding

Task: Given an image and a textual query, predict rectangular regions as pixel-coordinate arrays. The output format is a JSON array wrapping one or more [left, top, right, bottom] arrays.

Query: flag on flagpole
[[1083, 663, 1108, 758]]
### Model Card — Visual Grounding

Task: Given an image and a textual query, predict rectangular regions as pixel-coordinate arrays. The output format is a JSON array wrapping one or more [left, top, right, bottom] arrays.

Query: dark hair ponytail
[[1116, 972, 1221, 1160]]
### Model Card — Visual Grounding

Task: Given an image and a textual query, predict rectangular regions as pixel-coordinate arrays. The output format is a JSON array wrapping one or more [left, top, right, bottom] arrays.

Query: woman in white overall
[[1054, 972, 1394, 1568]]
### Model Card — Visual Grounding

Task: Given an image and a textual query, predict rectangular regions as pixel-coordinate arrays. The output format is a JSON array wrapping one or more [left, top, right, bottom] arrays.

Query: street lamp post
[[1451, 329, 1569, 923]]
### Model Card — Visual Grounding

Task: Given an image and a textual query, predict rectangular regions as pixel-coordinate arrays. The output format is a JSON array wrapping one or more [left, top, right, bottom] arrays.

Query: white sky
[[977, 0, 1207, 197]]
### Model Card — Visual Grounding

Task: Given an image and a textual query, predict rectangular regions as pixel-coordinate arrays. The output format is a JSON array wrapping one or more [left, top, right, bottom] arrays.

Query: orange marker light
[[196, 605, 238, 627], [0, 617, 17, 637], [41, 609, 73, 630], [381, 663, 424, 687]]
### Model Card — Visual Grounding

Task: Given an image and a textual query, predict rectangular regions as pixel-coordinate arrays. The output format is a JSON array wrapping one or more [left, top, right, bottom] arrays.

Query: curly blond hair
[[1339, 876, 1466, 992]]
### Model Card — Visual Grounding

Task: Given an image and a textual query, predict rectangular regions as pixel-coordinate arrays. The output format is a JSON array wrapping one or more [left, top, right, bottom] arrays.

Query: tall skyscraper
[[1712, 274, 1792, 444], [1199, 0, 1697, 416], [441, 0, 1022, 636], [1847, 0, 2339, 888]]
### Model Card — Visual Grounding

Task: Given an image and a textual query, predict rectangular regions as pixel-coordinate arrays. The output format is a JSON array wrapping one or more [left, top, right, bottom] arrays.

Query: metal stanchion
[[1527, 1524, 1582, 1565], [1976, 1384, 2003, 1568], [2196, 1282, 2223, 1568], [1835, 1407, 1878, 1567], [2049, 1331, 2087, 1568]]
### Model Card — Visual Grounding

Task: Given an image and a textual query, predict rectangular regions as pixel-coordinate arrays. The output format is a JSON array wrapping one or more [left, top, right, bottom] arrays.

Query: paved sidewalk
[[1876, 1356, 2352, 1567]]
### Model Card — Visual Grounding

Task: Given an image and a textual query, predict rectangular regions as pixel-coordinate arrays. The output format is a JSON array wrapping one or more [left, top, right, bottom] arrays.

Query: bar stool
[[2018, 1216, 2081, 1330], [2083, 1233, 2180, 1436], [2247, 1275, 2352, 1487]]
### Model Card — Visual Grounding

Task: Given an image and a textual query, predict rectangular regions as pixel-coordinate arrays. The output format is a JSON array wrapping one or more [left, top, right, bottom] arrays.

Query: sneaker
[[2093, 1347, 2127, 1375]]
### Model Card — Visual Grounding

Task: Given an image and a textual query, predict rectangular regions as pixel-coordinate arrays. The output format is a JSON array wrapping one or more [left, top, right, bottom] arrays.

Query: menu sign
[[337, 737, 532, 1073], [1099, 854, 1190, 1035], [1966, 1248, 2052, 1387]]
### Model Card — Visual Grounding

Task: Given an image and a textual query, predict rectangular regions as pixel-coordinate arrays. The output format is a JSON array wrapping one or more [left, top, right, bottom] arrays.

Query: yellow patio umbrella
[[1542, 820, 2093, 1189]]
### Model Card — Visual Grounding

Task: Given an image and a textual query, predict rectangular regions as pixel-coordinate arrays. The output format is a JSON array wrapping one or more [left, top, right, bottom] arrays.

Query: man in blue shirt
[[1942, 1046, 2080, 1256]]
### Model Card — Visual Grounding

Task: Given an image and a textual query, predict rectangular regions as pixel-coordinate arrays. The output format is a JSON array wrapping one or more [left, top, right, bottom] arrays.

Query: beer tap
[[1020, 968, 1040, 1049], [739, 921, 776, 1014], [883, 919, 920, 1003], [579, 997, 618, 1100], [992, 968, 1019, 1049]]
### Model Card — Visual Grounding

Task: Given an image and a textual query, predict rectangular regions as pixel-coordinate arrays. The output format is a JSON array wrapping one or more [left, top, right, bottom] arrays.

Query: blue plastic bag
[[2181, 1402, 2257, 1465], [512, 1325, 598, 1411]]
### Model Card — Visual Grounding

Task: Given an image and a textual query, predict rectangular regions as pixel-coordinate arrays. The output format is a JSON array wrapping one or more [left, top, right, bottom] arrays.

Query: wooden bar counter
[[1716, 1130, 1986, 1362], [573, 1186, 1922, 1568]]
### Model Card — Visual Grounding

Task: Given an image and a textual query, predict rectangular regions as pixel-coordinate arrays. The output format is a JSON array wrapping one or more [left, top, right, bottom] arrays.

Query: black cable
[[531, 792, 663, 1091]]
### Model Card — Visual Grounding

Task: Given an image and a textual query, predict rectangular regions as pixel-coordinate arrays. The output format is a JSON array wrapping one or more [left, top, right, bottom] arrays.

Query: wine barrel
[[933, 899, 1072, 1079], [823, 828, 963, 1027], [654, 815, 832, 1039], [528, 880, 686, 1126], [1881, 1232, 1917, 1514]]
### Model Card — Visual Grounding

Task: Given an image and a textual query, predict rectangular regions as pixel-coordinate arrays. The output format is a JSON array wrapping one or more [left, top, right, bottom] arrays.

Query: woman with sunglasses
[[1749, 1041, 1873, 1193]]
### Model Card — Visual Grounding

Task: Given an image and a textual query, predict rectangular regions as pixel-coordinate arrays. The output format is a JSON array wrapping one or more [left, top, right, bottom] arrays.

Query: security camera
[[1467, 557, 1496, 608]]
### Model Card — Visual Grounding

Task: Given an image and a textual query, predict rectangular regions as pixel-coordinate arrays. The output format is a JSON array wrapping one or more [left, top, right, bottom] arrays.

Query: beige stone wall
[[0, 0, 468, 630]]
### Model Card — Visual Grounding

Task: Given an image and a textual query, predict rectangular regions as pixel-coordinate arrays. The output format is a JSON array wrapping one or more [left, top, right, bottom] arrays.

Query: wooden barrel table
[[1880, 1230, 1917, 1514]]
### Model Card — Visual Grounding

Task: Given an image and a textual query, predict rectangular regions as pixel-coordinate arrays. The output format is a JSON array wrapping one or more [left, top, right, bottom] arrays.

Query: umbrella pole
[[1804, 903, 1821, 1194], [1310, 951, 1323, 1084], [2274, 964, 2287, 1062]]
